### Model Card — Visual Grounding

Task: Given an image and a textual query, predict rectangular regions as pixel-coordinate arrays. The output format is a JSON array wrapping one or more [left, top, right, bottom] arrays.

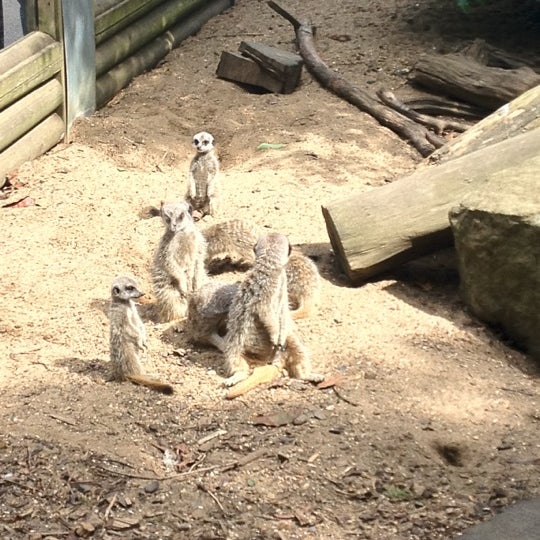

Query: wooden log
[[96, 0, 234, 107], [0, 31, 54, 74], [37, 0, 61, 40], [0, 39, 62, 111], [0, 113, 64, 180], [321, 128, 540, 283], [0, 78, 62, 152], [238, 41, 303, 93], [426, 83, 540, 165], [95, 0, 207, 77], [95, 0, 165, 44], [412, 53, 540, 111], [216, 51, 286, 93]]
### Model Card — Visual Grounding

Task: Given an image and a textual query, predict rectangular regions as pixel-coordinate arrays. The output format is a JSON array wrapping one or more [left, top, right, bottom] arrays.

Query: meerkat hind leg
[[284, 333, 324, 383]]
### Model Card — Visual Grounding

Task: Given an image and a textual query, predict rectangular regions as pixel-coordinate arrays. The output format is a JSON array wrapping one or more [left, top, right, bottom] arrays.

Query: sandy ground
[[1, 0, 539, 538]]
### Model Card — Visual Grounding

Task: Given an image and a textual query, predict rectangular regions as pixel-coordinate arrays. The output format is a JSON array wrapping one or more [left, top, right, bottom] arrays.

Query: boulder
[[449, 155, 540, 360]]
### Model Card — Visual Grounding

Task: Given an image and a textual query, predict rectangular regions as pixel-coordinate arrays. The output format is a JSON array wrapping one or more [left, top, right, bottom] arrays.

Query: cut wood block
[[238, 41, 303, 93], [216, 51, 285, 93]]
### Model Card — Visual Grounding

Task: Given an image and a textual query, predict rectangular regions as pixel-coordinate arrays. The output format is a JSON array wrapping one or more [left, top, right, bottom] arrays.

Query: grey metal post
[[61, 0, 96, 135]]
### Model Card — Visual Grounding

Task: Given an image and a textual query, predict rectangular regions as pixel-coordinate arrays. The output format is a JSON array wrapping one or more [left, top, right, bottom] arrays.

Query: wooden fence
[[0, 0, 234, 185]]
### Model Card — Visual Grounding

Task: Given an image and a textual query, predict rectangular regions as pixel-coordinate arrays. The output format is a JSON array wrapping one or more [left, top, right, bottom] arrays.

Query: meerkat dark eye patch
[[126, 285, 134, 292], [193, 138, 199, 145], [179, 212, 185, 220]]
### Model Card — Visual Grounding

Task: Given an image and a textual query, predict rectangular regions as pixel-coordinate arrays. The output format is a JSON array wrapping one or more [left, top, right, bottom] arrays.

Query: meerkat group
[[108, 130, 324, 396]]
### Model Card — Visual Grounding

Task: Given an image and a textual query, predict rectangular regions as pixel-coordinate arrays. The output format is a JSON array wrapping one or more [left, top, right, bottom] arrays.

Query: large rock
[[449, 156, 540, 360]]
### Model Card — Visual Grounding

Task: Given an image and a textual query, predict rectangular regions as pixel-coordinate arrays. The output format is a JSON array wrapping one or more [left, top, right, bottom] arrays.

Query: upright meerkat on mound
[[222, 232, 324, 387], [186, 131, 220, 219], [202, 219, 320, 318], [109, 276, 173, 394], [152, 200, 207, 322]]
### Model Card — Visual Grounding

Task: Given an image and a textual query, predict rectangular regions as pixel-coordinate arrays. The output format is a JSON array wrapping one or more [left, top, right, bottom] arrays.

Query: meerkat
[[109, 276, 173, 394], [202, 219, 320, 318], [222, 232, 324, 388], [186, 131, 220, 219], [151, 200, 207, 322], [202, 219, 262, 272], [286, 251, 321, 319], [186, 280, 239, 351]]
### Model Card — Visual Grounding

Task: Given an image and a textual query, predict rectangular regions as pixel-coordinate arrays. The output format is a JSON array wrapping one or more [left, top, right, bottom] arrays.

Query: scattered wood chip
[[317, 372, 344, 389], [2, 195, 36, 208]]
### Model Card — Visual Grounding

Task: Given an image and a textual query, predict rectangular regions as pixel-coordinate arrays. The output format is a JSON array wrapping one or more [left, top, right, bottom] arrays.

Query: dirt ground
[[1, 0, 539, 538]]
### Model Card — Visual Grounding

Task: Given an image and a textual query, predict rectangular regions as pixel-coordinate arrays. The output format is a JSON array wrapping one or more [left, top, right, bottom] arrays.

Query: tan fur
[[186, 131, 220, 218], [202, 219, 320, 317], [221, 233, 324, 387], [202, 219, 262, 272], [151, 201, 207, 322], [109, 276, 173, 394], [186, 280, 239, 351], [286, 252, 321, 319]]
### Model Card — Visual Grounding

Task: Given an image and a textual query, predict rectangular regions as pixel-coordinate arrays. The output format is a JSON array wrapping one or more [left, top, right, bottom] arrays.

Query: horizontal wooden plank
[[0, 31, 55, 76], [95, 0, 166, 45], [95, 0, 206, 76], [0, 79, 63, 153], [0, 41, 62, 111], [0, 113, 64, 180]]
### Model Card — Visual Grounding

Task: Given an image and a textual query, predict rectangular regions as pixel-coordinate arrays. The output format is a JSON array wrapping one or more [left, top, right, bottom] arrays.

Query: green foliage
[[456, 0, 488, 12]]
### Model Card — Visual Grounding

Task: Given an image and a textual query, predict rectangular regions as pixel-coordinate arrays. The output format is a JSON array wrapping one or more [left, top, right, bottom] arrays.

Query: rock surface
[[450, 153, 540, 359]]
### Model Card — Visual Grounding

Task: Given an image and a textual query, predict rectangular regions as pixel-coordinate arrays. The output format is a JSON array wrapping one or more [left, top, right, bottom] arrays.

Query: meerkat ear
[[288, 243, 292, 257], [187, 203, 193, 216], [112, 286, 120, 295]]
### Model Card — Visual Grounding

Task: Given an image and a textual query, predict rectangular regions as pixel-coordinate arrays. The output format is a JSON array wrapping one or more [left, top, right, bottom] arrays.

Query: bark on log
[[321, 128, 540, 283], [412, 53, 540, 111], [426, 83, 540, 165], [268, 1, 445, 157]]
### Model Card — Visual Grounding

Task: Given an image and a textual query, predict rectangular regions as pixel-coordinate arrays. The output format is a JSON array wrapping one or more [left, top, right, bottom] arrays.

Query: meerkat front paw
[[222, 370, 249, 387]]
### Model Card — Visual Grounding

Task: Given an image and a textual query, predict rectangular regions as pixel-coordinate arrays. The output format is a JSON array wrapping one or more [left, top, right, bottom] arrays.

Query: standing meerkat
[[109, 276, 173, 394], [186, 131, 220, 219], [152, 200, 207, 322], [202, 219, 320, 318], [222, 232, 324, 387]]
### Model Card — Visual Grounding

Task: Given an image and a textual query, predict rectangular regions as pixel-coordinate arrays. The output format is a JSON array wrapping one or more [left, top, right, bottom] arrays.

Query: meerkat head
[[160, 200, 193, 233], [192, 131, 215, 154], [111, 276, 144, 302], [254, 233, 291, 266]]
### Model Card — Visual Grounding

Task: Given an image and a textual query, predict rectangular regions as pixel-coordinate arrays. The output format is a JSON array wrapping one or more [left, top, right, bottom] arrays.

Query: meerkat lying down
[[187, 233, 324, 397], [109, 276, 173, 394]]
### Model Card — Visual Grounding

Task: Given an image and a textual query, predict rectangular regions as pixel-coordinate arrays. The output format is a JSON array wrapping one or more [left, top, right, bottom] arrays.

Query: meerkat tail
[[126, 375, 174, 395], [225, 364, 280, 399]]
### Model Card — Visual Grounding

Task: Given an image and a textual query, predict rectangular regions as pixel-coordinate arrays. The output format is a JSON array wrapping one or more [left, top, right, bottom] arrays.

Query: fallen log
[[321, 127, 540, 283], [412, 53, 540, 111], [426, 83, 540, 165], [267, 1, 445, 157]]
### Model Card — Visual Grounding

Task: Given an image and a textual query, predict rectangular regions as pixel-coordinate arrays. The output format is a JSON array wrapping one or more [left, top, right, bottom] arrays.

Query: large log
[[412, 53, 540, 111], [321, 128, 540, 283]]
